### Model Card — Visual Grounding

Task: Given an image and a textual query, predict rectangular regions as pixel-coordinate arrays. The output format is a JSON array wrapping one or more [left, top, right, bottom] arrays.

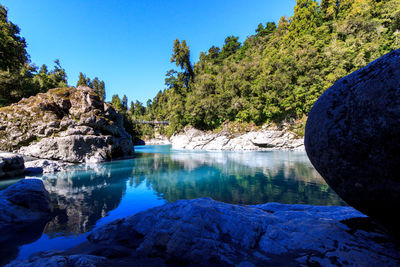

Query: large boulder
[[0, 179, 52, 265], [0, 87, 134, 163], [0, 152, 25, 178], [8, 198, 400, 266], [305, 49, 400, 233], [0, 178, 51, 230]]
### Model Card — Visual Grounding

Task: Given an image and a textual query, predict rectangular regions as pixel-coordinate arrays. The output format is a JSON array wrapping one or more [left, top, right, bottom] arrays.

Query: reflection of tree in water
[[43, 161, 136, 236], [132, 151, 345, 206], [40, 150, 345, 237]]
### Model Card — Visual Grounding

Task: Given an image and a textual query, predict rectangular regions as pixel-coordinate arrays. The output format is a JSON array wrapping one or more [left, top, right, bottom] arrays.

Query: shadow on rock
[[0, 179, 52, 265]]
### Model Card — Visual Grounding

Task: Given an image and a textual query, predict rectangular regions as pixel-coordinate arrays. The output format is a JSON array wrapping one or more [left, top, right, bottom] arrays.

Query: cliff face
[[0, 86, 134, 163]]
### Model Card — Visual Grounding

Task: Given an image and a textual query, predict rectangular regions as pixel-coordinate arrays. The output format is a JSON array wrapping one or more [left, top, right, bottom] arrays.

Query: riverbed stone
[[305, 49, 400, 233], [0, 152, 25, 179]]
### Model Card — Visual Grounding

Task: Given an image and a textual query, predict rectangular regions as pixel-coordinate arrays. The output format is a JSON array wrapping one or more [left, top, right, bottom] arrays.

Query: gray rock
[[0, 87, 134, 163], [171, 125, 304, 151], [11, 198, 395, 266], [6, 252, 107, 267], [0, 152, 25, 179], [25, 159, 73, 174], [86, 198, 400, 266], [0, 179, 52, 266], [305, 49, 400, 233], [0, 178, 51, 229], [19, 134, 132, 163]]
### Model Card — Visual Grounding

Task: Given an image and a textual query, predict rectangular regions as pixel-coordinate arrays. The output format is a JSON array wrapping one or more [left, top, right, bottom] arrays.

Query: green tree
[[135, 0, 400, 138], [49, 59, 67, 87], [0, 4, 34, 106], [129, 101, 135, 115], [133, 100, 145, 117], [256, 22, 277, 37], [122, 95, 128, 111], [77, 72, 90, 87], [111, 94, 122, 111], [219, 36, 241, 60], [321, 0, 339, 19], [92, 77, 105, 102], [171, 39, 194, 89], [0, 5, 28, 72]]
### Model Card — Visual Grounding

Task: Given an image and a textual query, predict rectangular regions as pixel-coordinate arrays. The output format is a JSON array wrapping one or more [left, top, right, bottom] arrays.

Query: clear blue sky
[[2, 0, 295, 104]]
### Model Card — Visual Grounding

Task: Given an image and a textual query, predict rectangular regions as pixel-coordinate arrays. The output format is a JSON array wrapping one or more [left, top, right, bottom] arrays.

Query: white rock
[[171, 126, 304, 151]]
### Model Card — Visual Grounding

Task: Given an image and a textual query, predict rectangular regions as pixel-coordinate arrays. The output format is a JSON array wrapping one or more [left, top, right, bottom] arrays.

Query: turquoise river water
[[0, 145, 346, 265]]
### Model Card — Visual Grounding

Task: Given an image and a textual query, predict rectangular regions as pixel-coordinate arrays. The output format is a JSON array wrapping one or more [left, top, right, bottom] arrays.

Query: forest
[[121, 0, 400, 137], [0, 4, 105, 106], [1, 0, 400, 138]]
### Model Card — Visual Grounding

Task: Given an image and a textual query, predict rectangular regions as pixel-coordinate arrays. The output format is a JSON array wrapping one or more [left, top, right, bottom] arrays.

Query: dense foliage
[[0, 4, 67, 106], [126, 0, 400, 137], [0, 4, 106, 107], [2, 1, 400, 139]]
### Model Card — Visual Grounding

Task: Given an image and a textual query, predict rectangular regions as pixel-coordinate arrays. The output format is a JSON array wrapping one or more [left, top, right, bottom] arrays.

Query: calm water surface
[[0, 145, 345, 265]]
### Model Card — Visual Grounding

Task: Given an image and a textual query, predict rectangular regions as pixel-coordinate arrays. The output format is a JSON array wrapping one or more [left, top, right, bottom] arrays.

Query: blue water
[[0, 145, 345, 265]]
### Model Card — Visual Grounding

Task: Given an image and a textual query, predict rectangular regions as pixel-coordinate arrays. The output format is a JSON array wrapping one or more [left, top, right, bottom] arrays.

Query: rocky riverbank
[[170, 124, 304, 151], [1, 151, 74, 178], [0, 86, 134, 164], [7, 198, 400, 266]]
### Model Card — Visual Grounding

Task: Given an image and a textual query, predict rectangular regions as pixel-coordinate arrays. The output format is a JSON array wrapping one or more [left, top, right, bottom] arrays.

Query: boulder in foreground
[[305, 49, 400, 233], [0, 178, 51, 231], [0, 179, 52, 265], [8, 198, 400, 266]]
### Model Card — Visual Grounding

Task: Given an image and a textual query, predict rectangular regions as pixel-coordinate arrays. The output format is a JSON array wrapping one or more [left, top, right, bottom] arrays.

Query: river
[[0, 145, 345, 265]]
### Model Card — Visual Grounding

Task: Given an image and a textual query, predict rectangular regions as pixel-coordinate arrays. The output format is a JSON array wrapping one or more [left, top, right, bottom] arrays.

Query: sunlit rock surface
[[8, 198, 400, 266], [171, 125, 304, 151], [305, 49, 400, 233], [0, 86, 134, 163]]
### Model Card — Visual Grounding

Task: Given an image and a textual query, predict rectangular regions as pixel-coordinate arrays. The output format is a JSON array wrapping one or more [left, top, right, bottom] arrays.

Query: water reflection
[[1, 145, 346, 264], [41, 146, 344, 235], [42, 162, 131, 236], [132, 148, 342, 205]]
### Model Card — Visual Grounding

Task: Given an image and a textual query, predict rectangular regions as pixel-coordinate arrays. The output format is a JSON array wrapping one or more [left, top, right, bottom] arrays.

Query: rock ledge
[[8, 198, 400, 266]]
